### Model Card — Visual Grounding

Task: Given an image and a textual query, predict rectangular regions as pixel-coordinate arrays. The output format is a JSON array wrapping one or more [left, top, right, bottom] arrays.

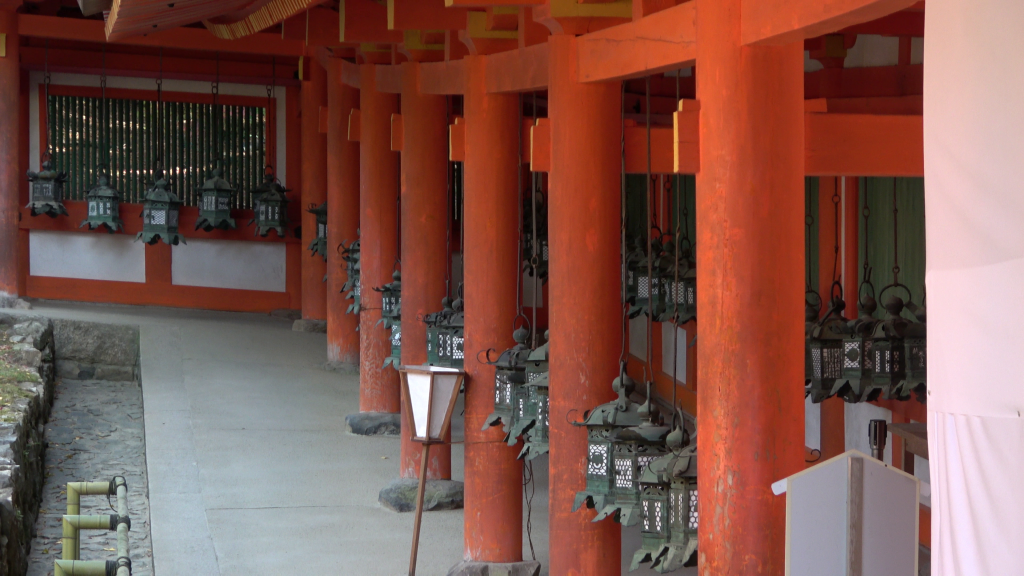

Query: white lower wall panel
[[172, 238, 286, 292], [30, 230, 145, 283]]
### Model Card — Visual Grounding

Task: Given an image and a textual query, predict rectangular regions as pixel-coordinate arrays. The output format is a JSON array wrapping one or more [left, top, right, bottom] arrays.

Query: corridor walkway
[[21, 300, 686, 576]]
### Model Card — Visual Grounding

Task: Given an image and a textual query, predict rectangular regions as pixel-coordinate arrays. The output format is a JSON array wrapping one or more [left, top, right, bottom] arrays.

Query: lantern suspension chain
[[445, 96, 452, 297], [831, 178, 842, 301], [645, 74, 654, 380], [530, 91, 540, 346], [860, 182, 873, 307], [212, 52, 222, 163], [671, 174, 680, 413], [266, 57, 276, 173], [156, 49, 164, 170], [515, 92, 526, 323], [43, 40, 52, 162], [805, 204, 814, 292], [101, 45, 109, 168], [891, 178, 900, 286], [618, 82, 628, 369]]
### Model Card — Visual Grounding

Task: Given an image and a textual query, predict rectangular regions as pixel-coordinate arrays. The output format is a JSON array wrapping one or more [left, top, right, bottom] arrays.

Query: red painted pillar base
[[457, 55, 527, 568], [0, 12, 20, 297], [300, 53, 328, 321], [547, 35, 622, 576], [696, 0, 805, 574], [326, 59, 360, 367]]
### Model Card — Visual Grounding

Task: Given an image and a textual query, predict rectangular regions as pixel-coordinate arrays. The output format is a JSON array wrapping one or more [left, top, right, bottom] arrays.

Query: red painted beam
[[577, 0, 696, 83], [18, 14, 306, 56], [341, 0, 404, 43], [741, 0, 922, 46], [484, 42, 549, 93], [805, 112, 923, 176]]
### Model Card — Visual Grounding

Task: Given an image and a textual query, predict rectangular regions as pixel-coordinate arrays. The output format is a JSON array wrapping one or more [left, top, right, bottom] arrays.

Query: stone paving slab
[[26, 379, 153, 576]]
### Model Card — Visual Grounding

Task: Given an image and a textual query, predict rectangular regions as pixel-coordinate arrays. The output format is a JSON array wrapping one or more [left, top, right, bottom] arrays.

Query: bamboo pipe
[[54, 560, 110, 576]]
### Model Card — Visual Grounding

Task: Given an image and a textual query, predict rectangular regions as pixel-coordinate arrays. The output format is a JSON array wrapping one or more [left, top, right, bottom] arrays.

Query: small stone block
[[345, 412, 401, 437], [270, 308, 302, 321], [447, 561, 542, 576], [292, 319, 327, 333], [379, 477, 464, 513]]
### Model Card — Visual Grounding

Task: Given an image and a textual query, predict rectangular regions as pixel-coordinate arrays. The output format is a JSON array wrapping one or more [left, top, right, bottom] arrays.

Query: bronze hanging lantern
[[483, 327, 532, 434], [424, 297, 455, 366], [899, 301, 926, 403], [518, 332, 551, 461], [626, 236, 664, 319], [866, 288, 910, 402], [195, 163, 237, 231], [572, 369, 645, 517], [27, 159, 69, 218], [341, 235, 362, 315], [375, 270, 402, 369], [307, 201, 328, 261], [137, 166, 183, 246], [594, 382, 670, 526], [631, 432, 699, 573], [79, 166, 123, 233], [805, 287, 847, 404], [250, 170, 291, 238], [28, 44, 69, 219]]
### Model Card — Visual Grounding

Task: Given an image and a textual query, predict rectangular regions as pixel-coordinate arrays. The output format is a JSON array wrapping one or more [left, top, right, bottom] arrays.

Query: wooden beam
[[348, 108, 362, 141], [484, 42, 548, 93], [805, 112, 923, 176], [341, 60, 362, 89], [420, 59, 466, 94], [741, 0, 921, 46], [804, 95, 922, 115], [449, 117, 465, 161], [104, 0, 256, 42], [445, 0, 543, 5], [390, 113, 404, 151], [341, 0, 404, 43], [531, 109, 923, 177], [577, 1, 695, 83], [18, 14, 306, 56], [375, 64, 403, 93], [389, 0, 468, 31]]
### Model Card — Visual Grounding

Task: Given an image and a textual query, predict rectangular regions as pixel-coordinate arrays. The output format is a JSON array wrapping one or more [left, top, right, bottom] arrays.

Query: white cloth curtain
[[925, 1, 1024, 574]]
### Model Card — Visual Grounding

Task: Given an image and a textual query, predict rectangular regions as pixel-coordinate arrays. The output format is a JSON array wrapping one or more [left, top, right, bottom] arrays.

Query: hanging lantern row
[[375, 271, 402, 369], [424, 295, 465, 369], [625, 235, 697, 324], [137, 167, 184, 246], [805, 282, 927, 404], [630, 443, 699, 573], [341, 234, 362, 316], [573, 373, 671, 527]]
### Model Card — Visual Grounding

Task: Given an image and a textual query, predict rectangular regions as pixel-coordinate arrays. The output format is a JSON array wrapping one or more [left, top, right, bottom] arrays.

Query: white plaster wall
[[30, 72, 288, 186], [171, 238, 286, 292], [629, 314, 647, 359], [29, 230, 145, 283], [660, 322, 686, 383], [805, 396, 821, 451], [845, 34, 900, 68], [845, 401, 893, 466]]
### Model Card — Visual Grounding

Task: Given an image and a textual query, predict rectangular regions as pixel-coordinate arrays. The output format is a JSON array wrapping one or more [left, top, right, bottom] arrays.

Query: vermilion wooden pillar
[[547, 34, 621, 576], [358, 65, 401, 414], [326, 59, 360, 367], [695, 0, 805, 574], [0, 12, 19, 297], [300, 55, 328, 320], [398, 62, 451, 480], [462, 55, 524, 563]]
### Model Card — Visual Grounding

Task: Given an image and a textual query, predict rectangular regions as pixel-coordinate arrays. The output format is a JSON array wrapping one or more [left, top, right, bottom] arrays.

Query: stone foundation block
[[345, 412, 401, 437], [378, 478, 464, 513], [292, 319, 327, 333], [447, 561, 542, 576]]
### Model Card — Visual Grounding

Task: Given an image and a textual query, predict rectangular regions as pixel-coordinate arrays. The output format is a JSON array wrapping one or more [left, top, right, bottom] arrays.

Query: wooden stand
[[408, 442, 431, 576]]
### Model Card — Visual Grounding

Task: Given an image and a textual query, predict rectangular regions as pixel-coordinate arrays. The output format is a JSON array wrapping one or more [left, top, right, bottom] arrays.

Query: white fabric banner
[[925, 1, 1024, 574]]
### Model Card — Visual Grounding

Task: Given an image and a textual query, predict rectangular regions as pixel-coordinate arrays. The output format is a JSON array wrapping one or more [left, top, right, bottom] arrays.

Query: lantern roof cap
[[144, 172, 180, 203], [28, 159, 68, 182], [252, 173, 290, 200], [578, 393, 643, 428], [527, 340, 549, 362], [639, 446, 697, 484], [307, 201, 328, 216], [199, 165, 235, 193], [85, 166, 121, 200]]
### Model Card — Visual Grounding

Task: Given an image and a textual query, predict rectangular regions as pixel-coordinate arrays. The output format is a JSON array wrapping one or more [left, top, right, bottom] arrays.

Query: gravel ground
[[26, 379, 153, 576]]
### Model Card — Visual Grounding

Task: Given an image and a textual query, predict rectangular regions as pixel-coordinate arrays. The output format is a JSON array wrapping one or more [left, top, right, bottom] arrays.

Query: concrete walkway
[[23, 300, 687, 576]]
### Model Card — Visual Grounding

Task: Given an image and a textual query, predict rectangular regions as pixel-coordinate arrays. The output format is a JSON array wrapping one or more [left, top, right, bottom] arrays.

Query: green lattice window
[[47, 94, 267, 208]]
